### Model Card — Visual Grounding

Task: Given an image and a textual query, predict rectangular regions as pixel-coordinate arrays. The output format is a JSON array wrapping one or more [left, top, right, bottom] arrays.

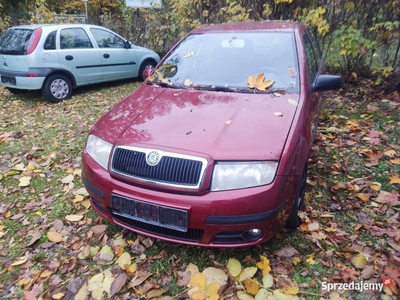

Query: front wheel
[[42, 74, 73, 103], [138, 60, 157, 81], [285, 164, 307, 229]]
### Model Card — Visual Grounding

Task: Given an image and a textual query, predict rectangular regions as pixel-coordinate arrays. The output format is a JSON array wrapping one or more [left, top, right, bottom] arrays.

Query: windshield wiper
[[146, 80, 181, 89], [195, 85, 275, 94]]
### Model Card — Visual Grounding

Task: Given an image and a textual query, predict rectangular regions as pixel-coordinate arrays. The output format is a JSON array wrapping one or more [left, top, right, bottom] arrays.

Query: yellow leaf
[[40, 270, 53, 278], [288, 99, 298, 106], [256, 255, 271, 276], [356, 193, 370, 202], [225, 120, 232, 125], [192, 290, 206, 300], [19, 176, 31, 187], [384, 150, 396, 157], [390, 158, 400, 165], [190, 272, 207, 290], [244, 278, 259, 295], [11, 256, 28, 266], [226, 258, 242, 277], [262, 273, 273, 288], [51, 293, 65, 299], [239, 267, 258, 281], [117, 252, 131, 269], [202, 267, 228, 286], [276, 276, 299, 295], [305, 253, 315, 265], [351, 252, 367, 269], [292, 257, 301, 265], [47, 231, 63, 243], [65, 214, 84, 222], [247, 73, 274, 91], [389, 174, 400, 185], [237, 291, 255, 300], [81, 199, 91, 209], [370, 182, 381, 191], [205, 282, 220, 297]]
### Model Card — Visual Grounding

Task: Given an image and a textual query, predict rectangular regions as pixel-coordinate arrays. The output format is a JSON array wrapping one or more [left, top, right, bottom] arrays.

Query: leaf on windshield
[[247, 73, 274, 91], [183, 79, 192, 87], [288, 67, 297, 78], [154, 70, 165, 80], [184, 51, 195, 58]]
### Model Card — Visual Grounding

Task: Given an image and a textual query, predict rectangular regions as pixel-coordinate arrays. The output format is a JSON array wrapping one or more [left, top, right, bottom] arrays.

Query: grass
[[0, 80, 399, 299]]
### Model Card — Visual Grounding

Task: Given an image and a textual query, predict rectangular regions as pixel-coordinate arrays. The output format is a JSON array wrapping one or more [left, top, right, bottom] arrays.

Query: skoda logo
[[146, 150, 161, 166]]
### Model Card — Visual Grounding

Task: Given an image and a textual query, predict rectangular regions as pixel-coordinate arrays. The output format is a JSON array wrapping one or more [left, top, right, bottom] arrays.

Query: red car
[[82, 21, 341, 247]]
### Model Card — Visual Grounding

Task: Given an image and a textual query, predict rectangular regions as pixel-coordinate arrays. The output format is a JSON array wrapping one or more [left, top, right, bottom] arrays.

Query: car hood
[[91, 84, 299, 160]]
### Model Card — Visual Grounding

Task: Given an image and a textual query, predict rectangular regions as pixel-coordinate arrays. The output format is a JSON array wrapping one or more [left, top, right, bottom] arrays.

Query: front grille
[[111, 147, 205, 187], [112, 213, 204, 242]]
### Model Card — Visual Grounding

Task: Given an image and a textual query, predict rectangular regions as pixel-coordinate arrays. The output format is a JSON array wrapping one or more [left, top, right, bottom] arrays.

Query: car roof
[[7, 24, 106, 30], [191, 20, 303, 34]]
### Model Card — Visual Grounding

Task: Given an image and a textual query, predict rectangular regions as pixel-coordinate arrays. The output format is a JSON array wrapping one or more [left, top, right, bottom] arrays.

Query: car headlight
[[211, 161, 278, 191], [86, 134, 113, 169]]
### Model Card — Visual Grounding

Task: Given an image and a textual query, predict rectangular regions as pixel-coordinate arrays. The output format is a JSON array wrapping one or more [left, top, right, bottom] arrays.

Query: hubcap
[[50, 79, 69, 99]]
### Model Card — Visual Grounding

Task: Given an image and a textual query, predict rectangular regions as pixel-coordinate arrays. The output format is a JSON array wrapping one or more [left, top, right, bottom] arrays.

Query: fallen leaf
[[47, 231, 63, 243], [110, 272, 127, 297], [351, 252, 367, 269], [61, 174, 74, 184], [248, 73, 274, 91], [257, 255, 272, 276], [27, 231, 42, 247], [190, 272, 207, 289], [227, 258, 242, 277], [244, 278, 259, 295], [65, 214, 84, 222], [19, 176, 31, 187], [274, 112, 283, 117], [274, 247, 299, 257], [288, 99, 298, 106], [276, 276, 299, 295], [389, 174, 400, 185]]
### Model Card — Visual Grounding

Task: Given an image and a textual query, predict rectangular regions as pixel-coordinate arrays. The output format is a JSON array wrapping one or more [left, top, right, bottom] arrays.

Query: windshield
[[149, 32, 299, 93], [0, 28, 33, 55]]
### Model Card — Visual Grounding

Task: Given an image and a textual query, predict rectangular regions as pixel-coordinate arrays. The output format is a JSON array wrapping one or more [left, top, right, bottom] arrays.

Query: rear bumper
[[0, 67, 52, 90]]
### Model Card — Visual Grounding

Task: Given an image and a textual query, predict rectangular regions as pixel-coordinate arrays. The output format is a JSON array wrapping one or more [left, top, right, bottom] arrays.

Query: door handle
[[103, 54, 110, 58], [65, 55, 73, 61]]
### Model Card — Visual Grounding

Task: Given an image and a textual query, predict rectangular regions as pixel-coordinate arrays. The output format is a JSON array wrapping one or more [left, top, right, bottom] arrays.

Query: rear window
[[0, 28, 33, 55]]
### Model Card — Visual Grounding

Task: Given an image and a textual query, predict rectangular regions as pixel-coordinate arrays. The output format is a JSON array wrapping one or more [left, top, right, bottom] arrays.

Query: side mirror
[[124, 40, 132, 49], [143, 66, 154, 80], [312, 75, 342, 93]]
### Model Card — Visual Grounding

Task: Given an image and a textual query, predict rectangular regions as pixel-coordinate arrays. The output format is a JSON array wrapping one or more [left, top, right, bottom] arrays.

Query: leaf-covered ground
[[0, 80, 399, 300]]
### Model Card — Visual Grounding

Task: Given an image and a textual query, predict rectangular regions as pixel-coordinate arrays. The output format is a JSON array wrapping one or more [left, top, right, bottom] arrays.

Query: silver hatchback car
[[0, 24, 160, 102]]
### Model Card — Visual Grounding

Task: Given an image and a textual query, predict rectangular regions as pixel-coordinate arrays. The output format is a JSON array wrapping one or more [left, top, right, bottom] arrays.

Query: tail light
[[26, 28, 42, 55]]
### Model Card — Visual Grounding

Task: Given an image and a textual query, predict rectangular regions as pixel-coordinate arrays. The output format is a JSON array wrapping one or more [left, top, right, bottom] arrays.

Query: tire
[[42, 74, 73, 103], [7, 87, 26, 94], [285, 164, 307, 229], [138, 60, 157, 81]]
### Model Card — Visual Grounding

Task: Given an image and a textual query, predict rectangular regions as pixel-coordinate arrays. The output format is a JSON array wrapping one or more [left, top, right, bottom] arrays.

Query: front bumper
[[82, 153, 297, 247]]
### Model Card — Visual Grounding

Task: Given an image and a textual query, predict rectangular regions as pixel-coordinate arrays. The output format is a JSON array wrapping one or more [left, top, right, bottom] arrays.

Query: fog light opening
[[246, 229, 263, 238]]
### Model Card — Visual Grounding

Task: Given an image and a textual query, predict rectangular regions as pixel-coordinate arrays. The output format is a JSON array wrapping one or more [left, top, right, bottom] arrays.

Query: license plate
[[112, 195, 188, 232], [1, 76, 16, 85]]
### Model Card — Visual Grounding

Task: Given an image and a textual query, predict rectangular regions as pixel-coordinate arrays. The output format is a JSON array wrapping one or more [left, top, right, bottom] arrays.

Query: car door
[[57, 27, 102, 85], [303, 29, 323, 143], [90, 28, 139, 80]]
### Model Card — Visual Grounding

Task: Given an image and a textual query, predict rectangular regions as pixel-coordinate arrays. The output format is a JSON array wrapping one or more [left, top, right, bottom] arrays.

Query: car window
[[154, 32, 299, 92], [306, 29, 321, 66], [303, 34, 318, 84], [90, 28, 126, 48], [0, 28, 32, 55], [44, 30, 56, 50], [60, 28, 93, 49]]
